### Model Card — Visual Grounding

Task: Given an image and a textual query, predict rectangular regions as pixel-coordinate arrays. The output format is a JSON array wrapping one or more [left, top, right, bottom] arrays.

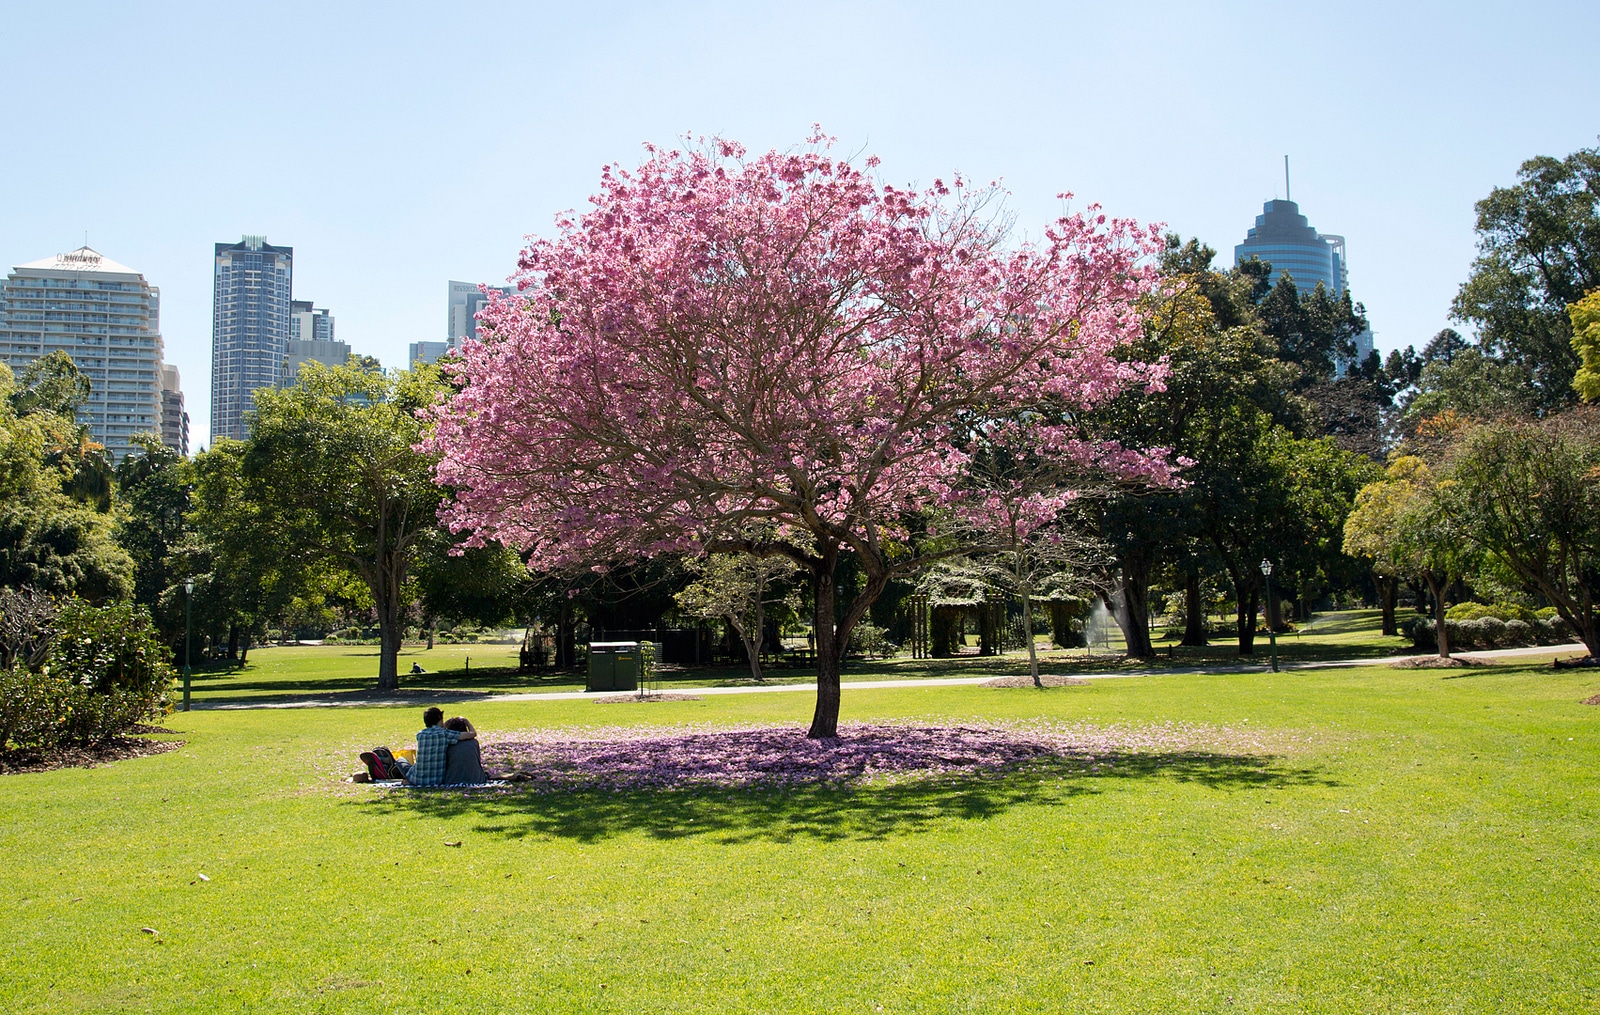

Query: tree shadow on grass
[[351, 733, 1337, 845]]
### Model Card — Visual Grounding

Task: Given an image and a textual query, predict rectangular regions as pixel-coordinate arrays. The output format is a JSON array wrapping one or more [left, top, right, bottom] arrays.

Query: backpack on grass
[[363, 747, 412, 781]]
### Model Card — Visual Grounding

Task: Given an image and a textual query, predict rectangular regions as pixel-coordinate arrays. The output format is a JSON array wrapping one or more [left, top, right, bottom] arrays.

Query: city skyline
[[2, 2, 1596, 448]]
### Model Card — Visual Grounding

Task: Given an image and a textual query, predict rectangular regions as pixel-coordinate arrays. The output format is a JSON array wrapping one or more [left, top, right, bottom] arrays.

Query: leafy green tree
[[1344, 455, 1469, 655], [1444, 410, 1600, 658], [169, 439, 287, 662], [1405, 330, 1539, 424], [7, 350, 90, 419], [243, 363, 445, 689], [114, 435, 193, 642], [1452, 145, 1600, 408], [412, 537, 529, 643], [1198, 415, 1368, 653], [1255, 274, 1368, 386], [675, 550, 800, 682], [0, 363, 132, 602], [1096, 240, 1299, 656], [1571, 291, 1600, 402]]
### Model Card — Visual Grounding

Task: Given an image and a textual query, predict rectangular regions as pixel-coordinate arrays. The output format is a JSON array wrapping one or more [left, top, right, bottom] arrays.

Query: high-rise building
[[160, 363, 189, 456], [0, 246, 177, 460], [289, 299, 334, 345], [1234, 198, 1348, 298], [447, 280, 512, 351], [1235, 178, 1372, 370], [281, 298, 349, 385], [211, 235, 292, 441], [409, 340, 450, 367], [282, 335, 352, 386]]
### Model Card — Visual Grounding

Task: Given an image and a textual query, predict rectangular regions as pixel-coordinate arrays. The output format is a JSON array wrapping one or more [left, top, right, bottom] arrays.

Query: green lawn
[[5, 656, 1599, 1012], [184, 609, 1419, 705]]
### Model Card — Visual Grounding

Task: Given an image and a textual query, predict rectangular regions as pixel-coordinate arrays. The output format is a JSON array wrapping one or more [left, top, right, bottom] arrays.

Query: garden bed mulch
[[1391, 656, 1491, 669], [982, 675, 1090, 688], [0, 727, 184, 775], [593, 691, 704, 703]]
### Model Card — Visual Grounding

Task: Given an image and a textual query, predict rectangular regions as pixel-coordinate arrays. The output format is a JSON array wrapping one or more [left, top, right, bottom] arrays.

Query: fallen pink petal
[[473, 721, 1257, 793]]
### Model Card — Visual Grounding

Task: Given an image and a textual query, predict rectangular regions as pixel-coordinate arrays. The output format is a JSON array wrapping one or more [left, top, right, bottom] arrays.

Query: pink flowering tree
[[427, 134, 1173, 738]]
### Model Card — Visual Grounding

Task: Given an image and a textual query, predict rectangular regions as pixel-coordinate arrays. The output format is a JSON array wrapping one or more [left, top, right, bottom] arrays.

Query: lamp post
[[183, 579, 194, 711], [1259, 560, 1279, 673]]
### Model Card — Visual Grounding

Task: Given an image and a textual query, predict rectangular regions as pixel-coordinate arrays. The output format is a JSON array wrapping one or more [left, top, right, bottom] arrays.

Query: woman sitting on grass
[[441, 715, 488, 785]]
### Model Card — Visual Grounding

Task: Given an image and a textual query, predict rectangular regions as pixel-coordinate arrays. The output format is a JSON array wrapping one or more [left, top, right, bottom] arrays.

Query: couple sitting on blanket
[[393, 707, 487, 786]]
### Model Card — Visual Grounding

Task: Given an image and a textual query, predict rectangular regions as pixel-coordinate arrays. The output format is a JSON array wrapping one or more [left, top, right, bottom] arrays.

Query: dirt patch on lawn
[[1391, 656, 1491, 670], [593, 692, 704, 703], [1581, 694, 1600, 705], [0, 728, 184, 775], [982, 675, 1091, 688]]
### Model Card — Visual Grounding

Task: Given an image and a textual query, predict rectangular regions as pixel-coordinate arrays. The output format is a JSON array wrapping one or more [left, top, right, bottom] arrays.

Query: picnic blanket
[[370, 779, 507, 790]]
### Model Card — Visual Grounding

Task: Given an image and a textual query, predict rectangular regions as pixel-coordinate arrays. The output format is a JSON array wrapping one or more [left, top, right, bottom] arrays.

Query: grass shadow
[[351, 748, 1337, 845]]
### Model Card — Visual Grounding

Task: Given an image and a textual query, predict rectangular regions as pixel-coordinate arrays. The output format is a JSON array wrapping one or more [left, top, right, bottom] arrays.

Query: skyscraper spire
[[1284, 155, 1291, 203]]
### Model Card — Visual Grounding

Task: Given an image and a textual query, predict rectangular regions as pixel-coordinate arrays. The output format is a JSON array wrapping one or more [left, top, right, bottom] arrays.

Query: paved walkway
[[194, 643, 1590, 710]]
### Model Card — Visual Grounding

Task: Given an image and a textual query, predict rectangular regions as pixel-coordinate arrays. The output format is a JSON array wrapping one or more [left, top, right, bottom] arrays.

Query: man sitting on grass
[[410, 706, 476, 787]]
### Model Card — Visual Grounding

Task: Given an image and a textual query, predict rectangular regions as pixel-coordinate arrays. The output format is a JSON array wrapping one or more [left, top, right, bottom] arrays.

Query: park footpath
[[194, 643, 1588, 710]]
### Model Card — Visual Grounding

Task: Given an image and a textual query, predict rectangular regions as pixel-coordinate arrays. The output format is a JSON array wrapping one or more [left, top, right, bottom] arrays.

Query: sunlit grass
[[6, 658, 1600, 1012], [186, 610, 1418, 705]]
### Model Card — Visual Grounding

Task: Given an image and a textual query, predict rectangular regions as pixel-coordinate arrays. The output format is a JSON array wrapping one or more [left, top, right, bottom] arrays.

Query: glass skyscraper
[[0, 247, 177, 461], [1234, 199, 1347, 296], [1235, 197, 1373, 368], [211, 235, 292, 441]]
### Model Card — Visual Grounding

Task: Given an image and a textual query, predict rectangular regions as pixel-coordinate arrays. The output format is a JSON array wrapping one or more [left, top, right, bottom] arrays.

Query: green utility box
[[586, 641, 641, 692]]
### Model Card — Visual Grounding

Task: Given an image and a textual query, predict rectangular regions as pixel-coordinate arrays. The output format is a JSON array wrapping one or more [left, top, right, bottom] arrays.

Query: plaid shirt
[[409, 725, 461, 786]]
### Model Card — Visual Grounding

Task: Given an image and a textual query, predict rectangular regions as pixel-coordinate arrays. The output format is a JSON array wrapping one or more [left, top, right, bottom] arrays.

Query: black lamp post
[[183, 579, 194, 711], [1259, 559, 1279, 672]]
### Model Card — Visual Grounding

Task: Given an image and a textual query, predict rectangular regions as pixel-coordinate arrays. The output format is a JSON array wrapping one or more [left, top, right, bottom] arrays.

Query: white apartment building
[[0, 246, 180, 460]]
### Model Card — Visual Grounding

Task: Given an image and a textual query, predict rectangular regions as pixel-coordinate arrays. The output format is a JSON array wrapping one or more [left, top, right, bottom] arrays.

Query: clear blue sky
[[2, 1, 1596, 447]]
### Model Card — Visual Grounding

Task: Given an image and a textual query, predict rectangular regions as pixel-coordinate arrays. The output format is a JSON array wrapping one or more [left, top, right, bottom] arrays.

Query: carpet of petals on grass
[[465, 721, 1279, 793]]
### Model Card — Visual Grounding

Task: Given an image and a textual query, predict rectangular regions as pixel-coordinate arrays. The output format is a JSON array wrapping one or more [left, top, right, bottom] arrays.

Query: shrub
[[848, 623, 894, 659], [1477, 617, 1508, 648], [1503, 619, 1533, 646], [1445, 601, 1539, 623], [1542, 616, 1574, 641], [0, 595, 173, 757]]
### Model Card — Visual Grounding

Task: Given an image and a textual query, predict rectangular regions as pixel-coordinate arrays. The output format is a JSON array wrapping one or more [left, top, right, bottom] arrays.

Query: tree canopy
[[429, 135, 1175, 736], [1452, 144, 1600, 408]]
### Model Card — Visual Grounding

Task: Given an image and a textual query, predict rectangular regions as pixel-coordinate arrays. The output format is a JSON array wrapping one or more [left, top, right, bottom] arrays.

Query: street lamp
[[1259, 559, 1279, 673], [183, 579, 194, 711]]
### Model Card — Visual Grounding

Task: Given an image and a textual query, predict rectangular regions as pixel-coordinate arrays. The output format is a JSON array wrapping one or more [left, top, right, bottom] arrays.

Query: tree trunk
[[730, 610, 765, 683], [1379, 573, 1398, 637], [1235, 584, 1258, 655], [931, 606, 958, 657], [808, 557, 842, 739], [376, 600, 402, 691], [1426, 573, 1451, 659], [557, 605, 575, 669], [978, 596, 997, 656], [427, 618, 436, 650], [226, 622, 239, 662], [1112, 565, 1155, 658], [1016, 559, 1042, 688], [1182, 570, 1208, 647]]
